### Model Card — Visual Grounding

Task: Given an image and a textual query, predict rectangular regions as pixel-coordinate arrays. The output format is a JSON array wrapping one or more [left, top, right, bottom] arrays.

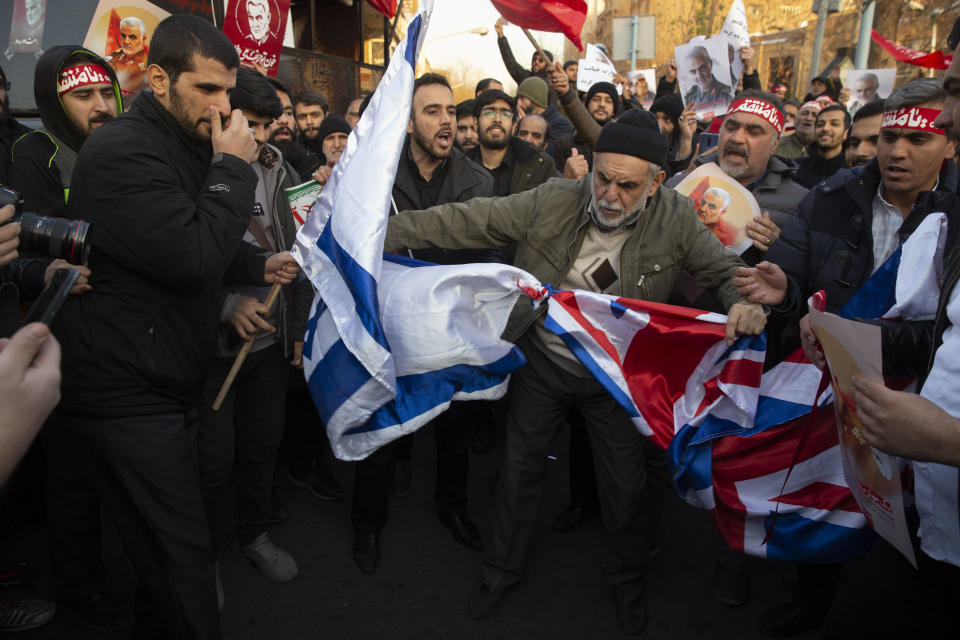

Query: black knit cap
[[650, 93, 683, 123], [317, 114, 351, 142], [594, 109, 668, 169], [585, 81, 621, 115]]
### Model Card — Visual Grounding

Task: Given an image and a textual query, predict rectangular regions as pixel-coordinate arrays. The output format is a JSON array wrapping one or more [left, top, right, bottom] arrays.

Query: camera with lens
[[0, 185, 90, 264]]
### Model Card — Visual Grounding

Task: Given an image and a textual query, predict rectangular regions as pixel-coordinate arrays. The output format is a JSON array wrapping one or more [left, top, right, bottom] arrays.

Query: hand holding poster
[[808, 299, 917, 567], [675, 36, 734, 120], [627, 69, 655, 109], [222, 0, 291, 77], [672, 163, 759, 255]]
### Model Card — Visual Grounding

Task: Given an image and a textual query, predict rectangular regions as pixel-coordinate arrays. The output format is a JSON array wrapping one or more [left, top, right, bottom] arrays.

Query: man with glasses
[[466, 89, 555, 198]]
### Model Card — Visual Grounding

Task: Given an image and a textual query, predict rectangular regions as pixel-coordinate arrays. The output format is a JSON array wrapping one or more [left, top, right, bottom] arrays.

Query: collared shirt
[[468, 144, 514, 197], [916, 279, 960, 568], [871, 179, 940, 273], [404, 146, 448, 209]]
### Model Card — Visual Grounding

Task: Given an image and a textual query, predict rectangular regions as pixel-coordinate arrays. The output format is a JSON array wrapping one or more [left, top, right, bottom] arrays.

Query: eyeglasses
[[480, 108, 514, 120]]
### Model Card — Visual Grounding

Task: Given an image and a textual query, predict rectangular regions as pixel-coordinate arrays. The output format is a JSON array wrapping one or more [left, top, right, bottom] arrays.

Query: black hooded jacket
[[56, 90, 267, 417], [9, 45, 122, 217]]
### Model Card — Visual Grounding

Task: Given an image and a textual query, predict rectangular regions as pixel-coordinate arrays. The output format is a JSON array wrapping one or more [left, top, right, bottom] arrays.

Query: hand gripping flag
[[542, 213, 948, 561], [491, 0, 588, 50], [291, 0, 536, 461]]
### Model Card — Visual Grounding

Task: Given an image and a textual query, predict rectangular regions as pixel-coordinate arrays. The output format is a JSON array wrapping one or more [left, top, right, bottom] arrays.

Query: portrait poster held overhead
[[627, 69, 655, 109], [672, 163, 758, 255], [82, 0, 170, 97], [6, 0, 46, 58], [676, 36, 734, 120], [844, 68, 896, 114], [221, 0, 291, 77], [808, 297, 917, 567]]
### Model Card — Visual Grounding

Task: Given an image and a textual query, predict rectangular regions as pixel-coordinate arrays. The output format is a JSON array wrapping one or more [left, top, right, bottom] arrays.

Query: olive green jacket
[[385, 176, 746, 342]]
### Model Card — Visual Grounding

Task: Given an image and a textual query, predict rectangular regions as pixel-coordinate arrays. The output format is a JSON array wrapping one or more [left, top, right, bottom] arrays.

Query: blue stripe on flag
[[306, 338, 376, 425], [763, 513, 877, 563], [544, 313, 641, 418], [839, 247, 900, 319], [404, 15, 422, 66], [343, 347, 527, 435], [316, 222, 390, 351], [668, 424, 714, 494], [383, 252, 435, 268]]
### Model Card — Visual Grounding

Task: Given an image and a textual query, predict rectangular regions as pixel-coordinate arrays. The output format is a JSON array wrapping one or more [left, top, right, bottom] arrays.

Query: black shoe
[[352, 532, 380, 575], [715, 562, 749, 606], [439, 512, 482, 550], [467, 583, 510, 620], [391, 459, 412, 497], [617, 596, 648, 636], [552, 503, 598, 533], [288, 459, 344, 501], [758, 600, 825, 638], [61, 591, 131, 633]]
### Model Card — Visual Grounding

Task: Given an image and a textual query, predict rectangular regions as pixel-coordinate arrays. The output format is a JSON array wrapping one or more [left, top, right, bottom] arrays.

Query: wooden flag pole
[[521, 27, 550, 68], [212, 282, 282, 411]]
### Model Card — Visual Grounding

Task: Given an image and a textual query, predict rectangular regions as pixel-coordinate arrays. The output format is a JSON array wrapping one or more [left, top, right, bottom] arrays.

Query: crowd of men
[[0, 10, 958, 639]]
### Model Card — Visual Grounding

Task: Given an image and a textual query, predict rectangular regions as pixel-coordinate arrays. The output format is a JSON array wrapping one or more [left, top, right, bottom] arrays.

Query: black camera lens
[[17, 212, 91, 265]]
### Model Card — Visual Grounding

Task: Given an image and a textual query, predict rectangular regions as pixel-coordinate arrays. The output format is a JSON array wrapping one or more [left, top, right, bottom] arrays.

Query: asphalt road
[[5, 423, 824, 639]]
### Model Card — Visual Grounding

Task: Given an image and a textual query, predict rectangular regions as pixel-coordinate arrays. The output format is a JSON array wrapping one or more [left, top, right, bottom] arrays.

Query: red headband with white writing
[[880, 107, 945, 134], [725, 97, 785, 136], [799, 100, 823, 113], [58, 64, 112, 96]]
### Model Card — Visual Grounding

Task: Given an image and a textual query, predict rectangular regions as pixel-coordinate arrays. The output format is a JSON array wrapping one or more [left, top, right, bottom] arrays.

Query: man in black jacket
[[0, 64, 29, 186], [351, 73, 499, 575], [793, 104, 850, 188], [735, 77, 954, 637], [55, 15, 298, 638]]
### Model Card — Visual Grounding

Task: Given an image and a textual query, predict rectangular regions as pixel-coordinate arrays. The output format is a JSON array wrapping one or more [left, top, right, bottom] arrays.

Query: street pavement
[[5, 422, 826, 639]]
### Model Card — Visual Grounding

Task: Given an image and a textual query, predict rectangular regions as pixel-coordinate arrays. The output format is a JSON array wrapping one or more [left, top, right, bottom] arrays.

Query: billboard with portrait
[[83, 0, 171, 97], [221, 0, 291, 77], [6, 0, 46, 58]]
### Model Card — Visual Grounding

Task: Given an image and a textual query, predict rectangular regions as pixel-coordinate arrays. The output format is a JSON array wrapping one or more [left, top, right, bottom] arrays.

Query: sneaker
[[390, 459, 412, 497], [242, 533, 299, 582], [288, 460, 344, 501], [0, 599, 56, 632]]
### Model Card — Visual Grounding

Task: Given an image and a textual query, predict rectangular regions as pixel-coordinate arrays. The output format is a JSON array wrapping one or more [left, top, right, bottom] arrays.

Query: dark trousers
[[42, 415, 105, 598], [197, 344, 289, 546], [351, 404, 475, 534], [822, 540, 958, 638], [282, 374, 333, 478], [66, 412, 219, 640], [481, 337, 652, 600]]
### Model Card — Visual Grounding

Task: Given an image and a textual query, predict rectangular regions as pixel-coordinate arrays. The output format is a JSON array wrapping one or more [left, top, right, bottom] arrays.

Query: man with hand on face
[[350, 73, 499, 576], [54, 16, 299, 638], [776, 99, 821, 159], [515, 113, 548, 151], [266, 76, 320, 179], [845, 100, 884, 168], [384, 108, 765, 635], [734, 78, 955, 637], [793, 104, 850, 188], [553, 81, 619, 172], [467, 89, 555, 198], [196, 68, 311, 602], [310, 114, 351, 187]]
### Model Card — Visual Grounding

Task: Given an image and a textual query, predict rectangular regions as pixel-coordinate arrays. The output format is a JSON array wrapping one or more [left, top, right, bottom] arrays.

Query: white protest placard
[[577, 43, 621, 94], [720, 0, 750, 89], [808, 301, 917, 568]]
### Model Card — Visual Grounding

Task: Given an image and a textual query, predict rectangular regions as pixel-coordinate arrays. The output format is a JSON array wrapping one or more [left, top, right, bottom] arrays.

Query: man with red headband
[[734, 77, 955, 638], [6, 45, 127, 633]]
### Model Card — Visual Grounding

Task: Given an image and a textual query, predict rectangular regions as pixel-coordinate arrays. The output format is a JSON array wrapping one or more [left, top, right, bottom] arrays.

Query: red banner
[[366, 0, 398, 18], [871, 29, 952, 70], [222, 0, 291, 77], [490, 0, 587, 50]]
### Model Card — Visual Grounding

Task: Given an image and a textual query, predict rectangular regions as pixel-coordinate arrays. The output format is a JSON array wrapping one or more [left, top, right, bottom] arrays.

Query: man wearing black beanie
[[383, 108, 766, 635], [553, 81, 621, 172]]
